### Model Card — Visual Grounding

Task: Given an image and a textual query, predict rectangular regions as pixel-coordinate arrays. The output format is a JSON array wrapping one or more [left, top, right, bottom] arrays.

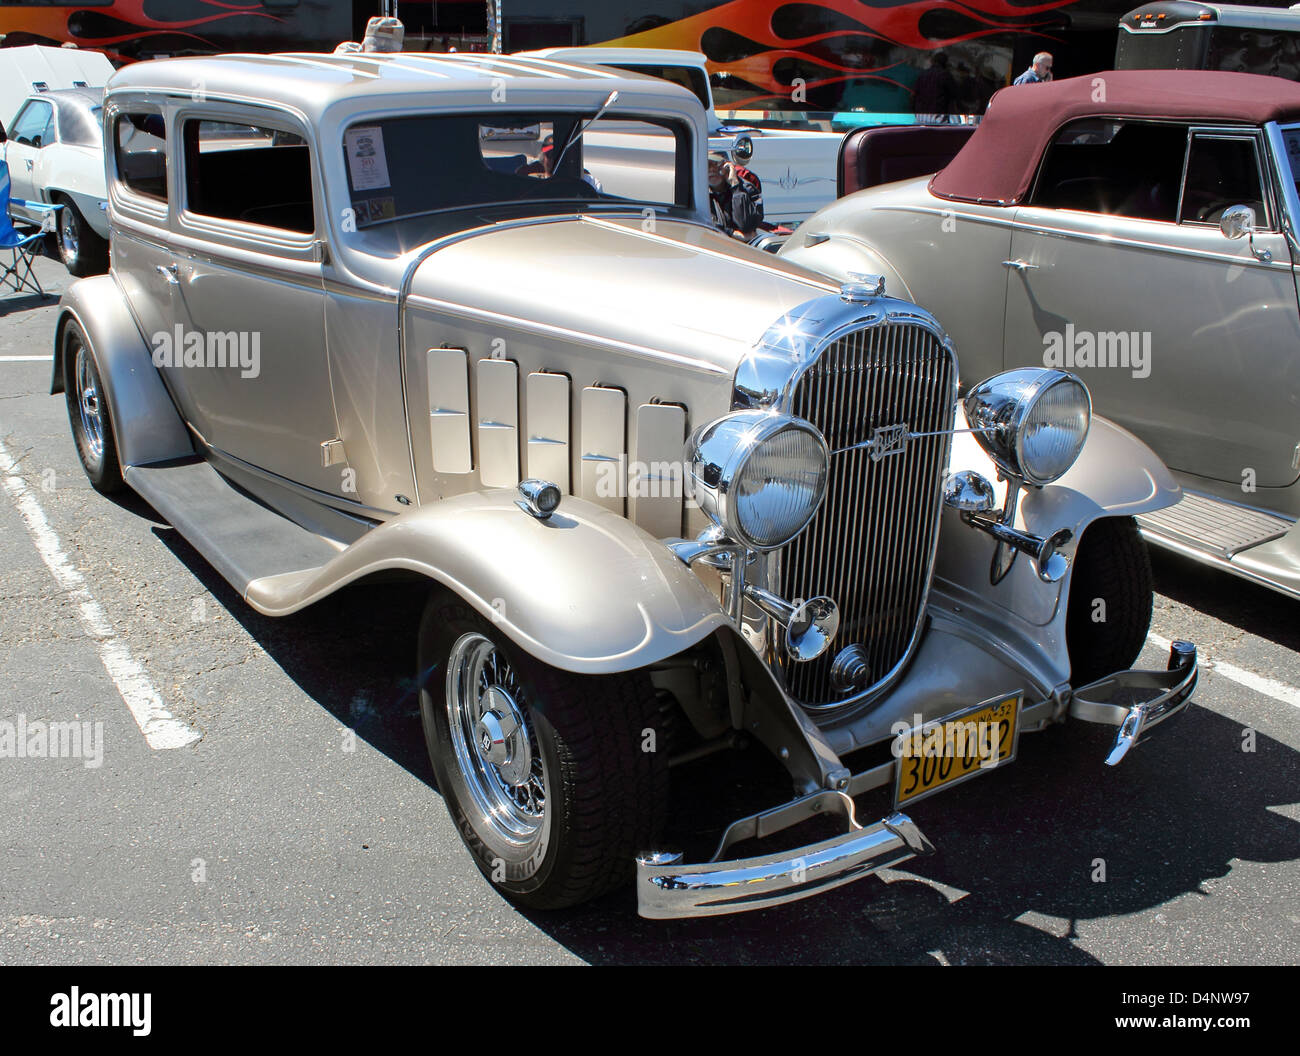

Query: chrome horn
[[944, 469, 1073, 584], [743, 584, 840, 662]]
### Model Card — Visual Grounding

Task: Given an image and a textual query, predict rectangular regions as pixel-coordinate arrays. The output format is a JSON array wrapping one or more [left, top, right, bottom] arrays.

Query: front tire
[[63, 320, 123, 494], [1066, 516, 1153, 686], [55, 197, 109, 277], [418, 596, 669, 910]]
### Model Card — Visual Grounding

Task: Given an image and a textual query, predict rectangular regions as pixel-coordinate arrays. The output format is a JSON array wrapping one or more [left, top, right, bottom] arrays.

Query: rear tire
[[418, 595, 669, 910], [63, 320, 123, 494], [54, 196, 109, 277], [1066, 516, 1153, 686]]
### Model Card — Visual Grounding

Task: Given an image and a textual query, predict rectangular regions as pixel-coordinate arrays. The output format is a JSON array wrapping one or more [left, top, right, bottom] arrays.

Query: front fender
[[52, 276, 193, 468], [244, 491, 731, 675], [936, 408, 1179, 630], [780, 233, 913, 302]]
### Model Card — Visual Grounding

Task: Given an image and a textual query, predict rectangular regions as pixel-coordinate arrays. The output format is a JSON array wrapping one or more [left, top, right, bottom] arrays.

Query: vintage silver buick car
[[782, 70, 1300, 602], [54, 52, 1198, 918]]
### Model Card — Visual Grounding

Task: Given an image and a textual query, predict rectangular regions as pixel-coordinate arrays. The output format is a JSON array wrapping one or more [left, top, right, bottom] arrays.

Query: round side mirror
[[1219, 204, 1256, 240]]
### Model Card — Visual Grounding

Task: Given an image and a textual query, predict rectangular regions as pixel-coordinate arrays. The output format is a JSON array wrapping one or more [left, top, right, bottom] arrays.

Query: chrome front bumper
[[1069, 639, 1198, 765], [636, 640, 1197, 920], [636, 791, 933, 919]]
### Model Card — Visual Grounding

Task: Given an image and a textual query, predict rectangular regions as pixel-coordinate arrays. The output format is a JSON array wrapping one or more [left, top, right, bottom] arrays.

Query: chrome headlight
[[688, 410, 829, 551], [964, 368, 1091, 487]]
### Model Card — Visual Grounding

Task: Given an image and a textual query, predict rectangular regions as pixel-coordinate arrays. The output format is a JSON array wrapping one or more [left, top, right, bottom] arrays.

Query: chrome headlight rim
[[964, 368, 1092, 487], [688, 409, 830, 552]]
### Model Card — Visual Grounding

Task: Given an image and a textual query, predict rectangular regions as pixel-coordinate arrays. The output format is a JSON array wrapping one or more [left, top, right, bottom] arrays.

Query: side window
[[1030, 119, 1188, 222], [10, 101, 54, 147], [183, 119, 314, 233], [1179, 134, 1266, 227], [115, 112, 168, 201]]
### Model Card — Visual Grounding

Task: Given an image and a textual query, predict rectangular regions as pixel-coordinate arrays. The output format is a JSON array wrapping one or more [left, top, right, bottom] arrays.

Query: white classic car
[[3, 86, 110, 275], [56, 50, 1198, 919], [518, 47, 843, 227]]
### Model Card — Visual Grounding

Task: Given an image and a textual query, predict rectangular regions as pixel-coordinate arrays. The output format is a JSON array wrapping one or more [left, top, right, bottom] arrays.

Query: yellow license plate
[[893, 693, 1022, 807]]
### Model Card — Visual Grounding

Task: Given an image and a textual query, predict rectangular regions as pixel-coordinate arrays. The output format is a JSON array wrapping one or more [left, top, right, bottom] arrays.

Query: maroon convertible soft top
[[929, 70, 1300, 207]]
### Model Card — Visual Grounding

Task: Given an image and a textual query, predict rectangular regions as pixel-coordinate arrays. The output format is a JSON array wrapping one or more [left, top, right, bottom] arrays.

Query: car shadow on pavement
[[150, 523, 1300, 964], [1151, 549, 1300, 653]]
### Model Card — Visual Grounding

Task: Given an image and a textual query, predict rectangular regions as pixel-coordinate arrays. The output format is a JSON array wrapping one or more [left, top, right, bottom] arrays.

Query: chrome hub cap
[[74, 347, 104, 464], [60, 208, 78, 260], [446, 633, 546, 852], [474, 685, 532, 786]]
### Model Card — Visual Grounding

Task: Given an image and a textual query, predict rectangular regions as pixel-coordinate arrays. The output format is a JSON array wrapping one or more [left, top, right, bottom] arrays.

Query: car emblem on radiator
[[826, 423, 909, 457], [833, 423, 911, 461], [868, 424, 910, 460]]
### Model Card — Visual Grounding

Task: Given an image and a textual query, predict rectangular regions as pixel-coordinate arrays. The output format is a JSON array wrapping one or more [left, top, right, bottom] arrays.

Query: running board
[[1137, 491, 1291, 560], [124, 458, 340, 598]]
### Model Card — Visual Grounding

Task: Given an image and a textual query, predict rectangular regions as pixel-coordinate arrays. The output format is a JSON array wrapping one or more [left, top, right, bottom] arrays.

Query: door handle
[[25, 159, 33, 171], [1001, 259, 1039, 271], [155, 263, 179, 285]]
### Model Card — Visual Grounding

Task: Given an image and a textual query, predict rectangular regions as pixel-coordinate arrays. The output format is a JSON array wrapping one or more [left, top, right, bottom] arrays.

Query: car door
[[106, 104, 179, 372], [167, 109, 343, 496], [4, 99, 54, 219], [1002, 120, 1300, 488]]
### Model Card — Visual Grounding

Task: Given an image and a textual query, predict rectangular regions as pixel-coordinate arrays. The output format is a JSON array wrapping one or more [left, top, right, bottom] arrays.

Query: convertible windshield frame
[[339, 107, 698, 232], [1267, 121, 1300, 239]]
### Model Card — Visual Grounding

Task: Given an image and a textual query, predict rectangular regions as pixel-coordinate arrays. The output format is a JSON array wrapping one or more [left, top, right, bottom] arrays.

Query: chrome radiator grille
[[777, 322, 956, 709]]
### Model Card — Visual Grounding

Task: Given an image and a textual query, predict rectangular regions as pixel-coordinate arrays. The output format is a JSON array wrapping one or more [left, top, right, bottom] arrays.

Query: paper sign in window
[[345, 126, 391, 191]]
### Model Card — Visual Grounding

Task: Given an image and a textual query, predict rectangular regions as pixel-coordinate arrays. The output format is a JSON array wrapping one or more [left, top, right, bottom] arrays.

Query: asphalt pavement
[[1, 254, 1296, 965]]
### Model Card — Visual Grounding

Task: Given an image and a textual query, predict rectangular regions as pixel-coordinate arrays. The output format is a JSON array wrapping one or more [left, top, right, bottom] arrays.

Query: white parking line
[[0, 438, 201, 749], [1148, 632, 1300, 710], [0, 356, 54, 362]]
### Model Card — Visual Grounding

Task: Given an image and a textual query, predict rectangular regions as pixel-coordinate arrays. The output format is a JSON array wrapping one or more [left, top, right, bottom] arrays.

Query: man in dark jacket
[[708, 153, 763, 240]]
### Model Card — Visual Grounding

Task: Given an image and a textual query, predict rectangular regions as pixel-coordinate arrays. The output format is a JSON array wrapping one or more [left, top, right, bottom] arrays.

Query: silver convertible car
[[55, 52, 1197, 918], [782, 70, 1300, 602]]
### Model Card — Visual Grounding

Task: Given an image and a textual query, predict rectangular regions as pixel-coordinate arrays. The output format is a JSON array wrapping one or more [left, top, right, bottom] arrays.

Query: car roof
[[518, 47, 707, 68], [930, 70, 1300, 206], [105, 50, 702, 117], [41, 86, 103, 107]]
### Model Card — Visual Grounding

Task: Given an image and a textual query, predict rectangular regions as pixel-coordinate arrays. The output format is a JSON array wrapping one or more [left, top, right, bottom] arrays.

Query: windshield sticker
[[358, 197, 396, 224], [345, 125, 391, 191]]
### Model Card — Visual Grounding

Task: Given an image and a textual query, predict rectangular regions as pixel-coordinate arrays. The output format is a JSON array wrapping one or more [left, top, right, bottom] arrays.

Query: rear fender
[[51, 275, 192, 467]]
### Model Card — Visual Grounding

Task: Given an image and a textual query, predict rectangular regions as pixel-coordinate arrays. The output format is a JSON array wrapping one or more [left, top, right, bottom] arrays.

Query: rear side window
[[1030, 119, 1188, 222], [182, 119, 315, 233], [115, 112, 167, 201]]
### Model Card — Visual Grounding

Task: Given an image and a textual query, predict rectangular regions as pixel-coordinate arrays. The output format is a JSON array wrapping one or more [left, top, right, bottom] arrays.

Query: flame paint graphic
[[607, 0, 1078, 107], [0, 2, 281, 61]]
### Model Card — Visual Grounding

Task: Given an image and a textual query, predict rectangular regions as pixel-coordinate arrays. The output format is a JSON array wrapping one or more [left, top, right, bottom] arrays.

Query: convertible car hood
[[406, 215, 840, 376]]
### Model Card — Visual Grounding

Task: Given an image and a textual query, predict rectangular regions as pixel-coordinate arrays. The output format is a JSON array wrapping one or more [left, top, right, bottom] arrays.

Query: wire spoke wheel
[[445, 632, 547, 855], [73, 343, 105, 469]]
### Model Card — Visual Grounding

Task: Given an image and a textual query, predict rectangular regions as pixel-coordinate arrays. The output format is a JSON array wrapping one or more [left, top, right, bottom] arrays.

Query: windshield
[[341, 110, 694, 238], [1279, 125, 1300, 202]]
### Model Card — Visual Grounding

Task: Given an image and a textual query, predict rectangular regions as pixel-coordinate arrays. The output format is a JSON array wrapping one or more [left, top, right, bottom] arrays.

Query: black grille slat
[[779, 324, 955, 709]]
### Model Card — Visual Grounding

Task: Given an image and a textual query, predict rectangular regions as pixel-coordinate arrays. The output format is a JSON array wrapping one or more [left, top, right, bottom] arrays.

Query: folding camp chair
[[0, 158, 62, 297]]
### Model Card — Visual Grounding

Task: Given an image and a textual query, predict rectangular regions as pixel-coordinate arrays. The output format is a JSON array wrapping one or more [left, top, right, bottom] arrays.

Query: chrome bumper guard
[[1069, 640, 1198, 766], [636, 790, 934, 919]]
